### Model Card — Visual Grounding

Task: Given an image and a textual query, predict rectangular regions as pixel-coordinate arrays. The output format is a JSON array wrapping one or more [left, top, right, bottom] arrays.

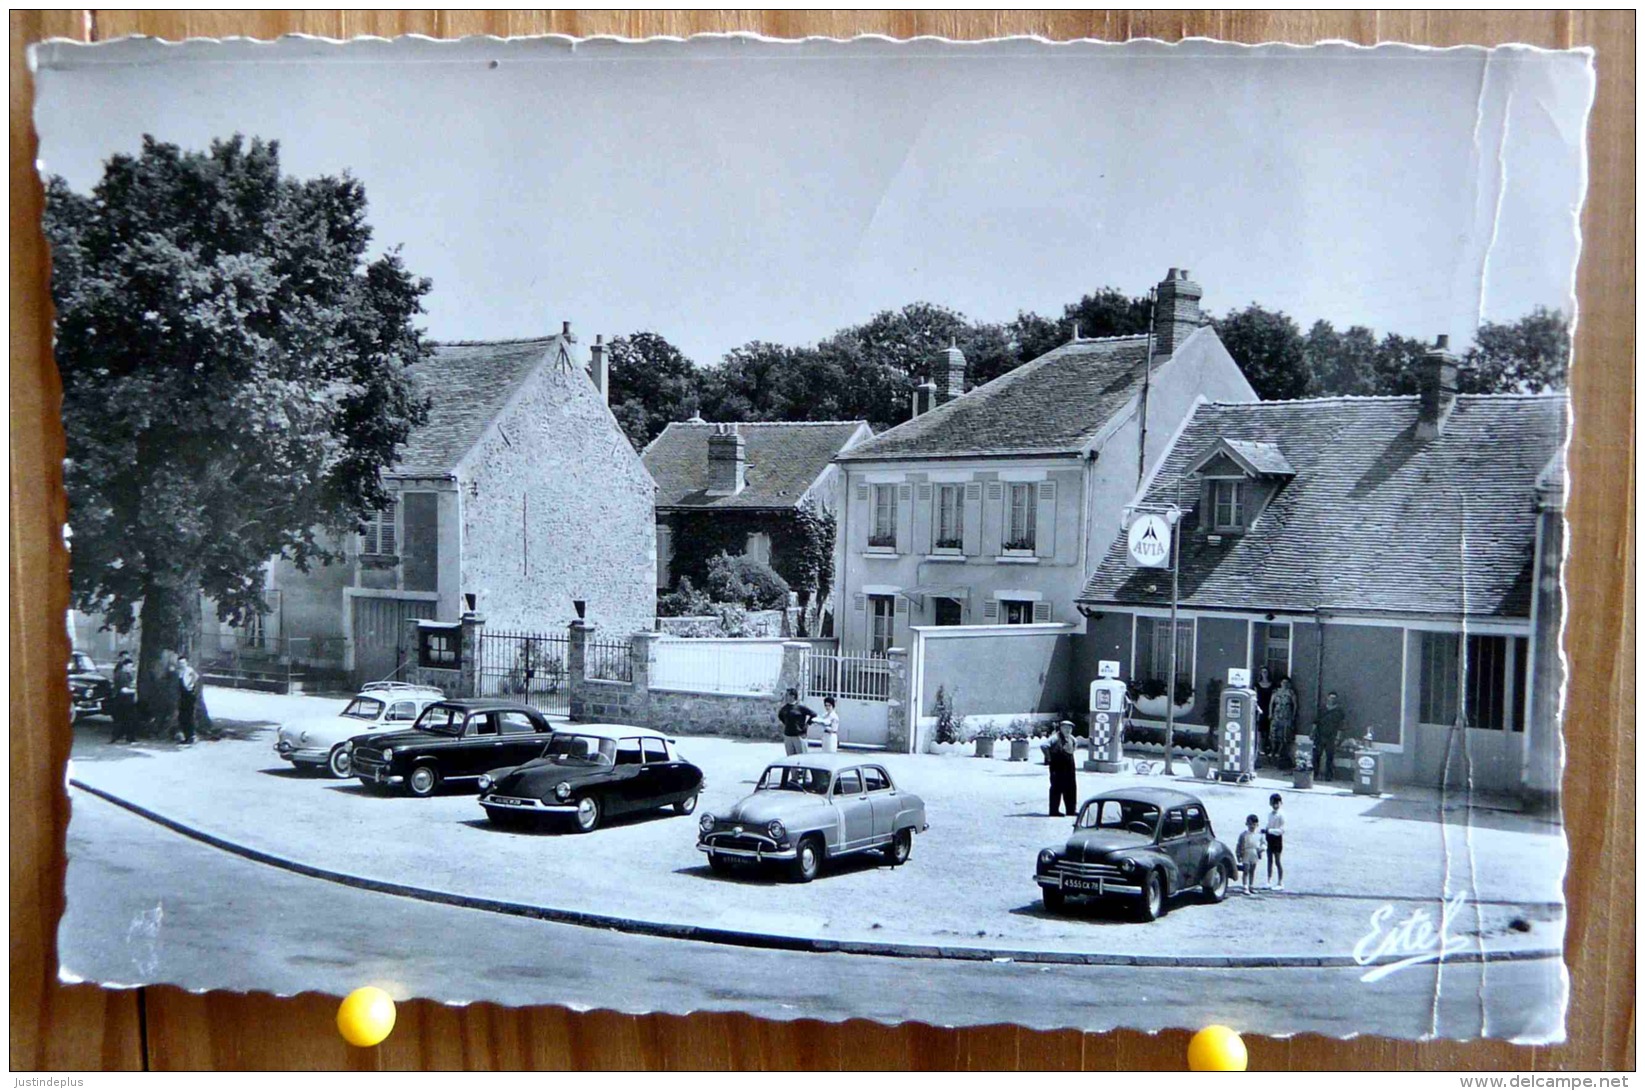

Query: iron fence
[[586, 638, 634, 683], [803, 650, 891, 702], [479, 630, 570, 717]]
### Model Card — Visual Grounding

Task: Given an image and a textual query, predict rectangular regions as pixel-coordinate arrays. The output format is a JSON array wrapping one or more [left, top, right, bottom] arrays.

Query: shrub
[[933, 685, 961, 744], [705, 551, 790, 610], [658, 576, 713, 618]]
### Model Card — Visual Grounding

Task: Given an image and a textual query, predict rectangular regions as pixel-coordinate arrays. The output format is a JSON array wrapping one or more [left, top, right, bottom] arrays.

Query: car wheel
[[707, 852, 732, 875], [1202, 862, 1231, 904], [1138, 870, 1165, 921], [1042, 886, 1067, 914], [673, 792, 699, 816], [572, 794, 602, 833], [789, 836, 822, 883], [406, 764, 439, 798], [327, 746, 352, 779], [885, 827, 913, 866]]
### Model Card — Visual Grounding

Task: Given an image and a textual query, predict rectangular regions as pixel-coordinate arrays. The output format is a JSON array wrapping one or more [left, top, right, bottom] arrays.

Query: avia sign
[[1127, 513, 1172, 568]]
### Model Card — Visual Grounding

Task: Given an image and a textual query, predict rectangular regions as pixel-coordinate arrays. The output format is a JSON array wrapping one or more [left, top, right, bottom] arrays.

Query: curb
[[70, 778, 1564, 970]]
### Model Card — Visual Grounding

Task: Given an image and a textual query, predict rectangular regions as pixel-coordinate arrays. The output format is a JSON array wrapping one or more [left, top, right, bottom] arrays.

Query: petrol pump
[[1086, 660, 1129, 774], [1218, 668, 1258, 782]]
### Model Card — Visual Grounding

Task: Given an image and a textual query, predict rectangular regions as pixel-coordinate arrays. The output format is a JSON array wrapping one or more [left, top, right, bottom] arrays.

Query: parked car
[[476, 724, 703, 833], [696, 754, 928, 883], [68, 651, 111, 722], [275, 682, 446, 778], [348, 698, 556, 797], [1034, 787, 1236, 921]]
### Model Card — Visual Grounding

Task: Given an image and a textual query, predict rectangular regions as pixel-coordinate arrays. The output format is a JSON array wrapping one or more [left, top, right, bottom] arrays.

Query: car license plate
[[1062, 876, 1103, 894], [489, 796, 529, 807]]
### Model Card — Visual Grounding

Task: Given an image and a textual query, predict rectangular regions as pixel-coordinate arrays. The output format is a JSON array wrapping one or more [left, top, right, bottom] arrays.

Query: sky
[[33, 36, 1594, 367]]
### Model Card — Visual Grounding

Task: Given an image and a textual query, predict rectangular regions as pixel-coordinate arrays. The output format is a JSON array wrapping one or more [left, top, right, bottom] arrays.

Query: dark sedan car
[[68, 651, 111, 722], [347, 699, 555, 797], [1034, 787, 1236, 921], [476, 724, 703, 833]]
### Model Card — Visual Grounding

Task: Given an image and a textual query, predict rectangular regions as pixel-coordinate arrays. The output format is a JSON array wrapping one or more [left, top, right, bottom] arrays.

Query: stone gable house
[[265, 327, 656, 683], [832, 268, 1256, 657], [1076, 337, 1567, 799], [643, 419, 872, 628]]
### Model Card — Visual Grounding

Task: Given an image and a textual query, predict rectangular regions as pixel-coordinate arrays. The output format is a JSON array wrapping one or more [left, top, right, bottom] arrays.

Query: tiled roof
[[391, 337, 563, 475], [644, 420, 870, 509], [837, 335, 1155, 461], [1221, 439, 1295, 476], [1079, 394, 1568, 618]]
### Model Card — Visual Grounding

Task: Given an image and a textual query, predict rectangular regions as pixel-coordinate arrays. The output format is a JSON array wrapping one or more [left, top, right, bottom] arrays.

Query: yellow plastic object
[[1187, 1024, 1248, 1071], [336, 986, 397, 1048]]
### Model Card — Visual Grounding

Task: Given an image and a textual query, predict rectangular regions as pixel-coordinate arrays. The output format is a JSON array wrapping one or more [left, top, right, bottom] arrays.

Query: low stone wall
[[645, 688, 782, 740]]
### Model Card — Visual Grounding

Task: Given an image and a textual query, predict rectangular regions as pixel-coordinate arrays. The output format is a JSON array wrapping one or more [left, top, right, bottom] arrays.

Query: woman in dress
[[816, 696, 841, 753]]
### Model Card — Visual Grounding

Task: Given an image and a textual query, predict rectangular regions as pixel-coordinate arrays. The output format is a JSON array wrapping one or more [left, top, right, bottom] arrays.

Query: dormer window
[[1211, 480, 1245, 531]]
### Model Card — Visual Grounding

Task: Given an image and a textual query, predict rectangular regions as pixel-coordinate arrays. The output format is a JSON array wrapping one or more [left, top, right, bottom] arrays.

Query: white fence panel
[[651, 637, 787, 695]]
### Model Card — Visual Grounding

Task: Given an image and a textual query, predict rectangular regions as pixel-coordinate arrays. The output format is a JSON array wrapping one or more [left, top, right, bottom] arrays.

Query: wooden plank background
[[9, 9, 1635, 1072]]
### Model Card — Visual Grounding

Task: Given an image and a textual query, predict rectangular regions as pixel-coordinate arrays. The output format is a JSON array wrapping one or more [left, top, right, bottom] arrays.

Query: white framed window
[[1000, 598, 1034, 625], [745, 531, 773, 565], [1005, 483, 1036, 551], [935, 484, 962, 550], [1134, 616, 1196, 704], [360, 500, 398, 556], [1211, 480, 1245, 531], [870, 485, 898, 549], [1262, 622, 1291, 680], [1418, 632, 1525, 732], [868, 594, 896, 655]]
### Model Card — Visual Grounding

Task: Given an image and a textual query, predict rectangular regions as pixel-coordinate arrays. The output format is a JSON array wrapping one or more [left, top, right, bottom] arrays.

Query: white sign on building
[[1127, 513, 1172, 568]]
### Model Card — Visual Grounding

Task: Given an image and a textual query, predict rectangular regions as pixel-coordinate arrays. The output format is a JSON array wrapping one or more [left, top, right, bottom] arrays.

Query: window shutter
[[983, 599, 999, 622], [1035, 480, 1057, 558], [381, 501, 398, 556], [895, 484, 913, 553], [916, 485, 933, 554], [855, 483, 869, 502], [853, 593, 865, 612], [894, 596, 908, 615], [963, 482, 983, 556], [1033, 601, 1052, 623], [917, 484, 932, 500]]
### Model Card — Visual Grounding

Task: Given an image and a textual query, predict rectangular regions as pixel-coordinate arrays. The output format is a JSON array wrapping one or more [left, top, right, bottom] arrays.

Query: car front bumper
[[275, 742, 330, 764], [479, 795, 578, 813], [352, 759, 403, 786], [696, 840, 799, 861]]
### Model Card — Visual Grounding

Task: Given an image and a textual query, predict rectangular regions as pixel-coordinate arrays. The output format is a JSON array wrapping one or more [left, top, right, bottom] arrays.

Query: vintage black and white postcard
[[34, 34, 1592, 1041]]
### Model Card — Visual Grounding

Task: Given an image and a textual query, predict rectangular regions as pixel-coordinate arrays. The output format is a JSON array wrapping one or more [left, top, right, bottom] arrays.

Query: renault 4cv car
[[347, 698, 555, 797], [1034, 787, 1236, 921], [275, 682, 446, 778], [696, 754, 927, 883], [476, 724, 704, 832], [68, 651, 112, 723]]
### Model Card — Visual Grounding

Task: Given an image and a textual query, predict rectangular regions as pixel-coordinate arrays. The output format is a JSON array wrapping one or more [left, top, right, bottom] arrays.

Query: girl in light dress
[[817, 696, 841, 753]]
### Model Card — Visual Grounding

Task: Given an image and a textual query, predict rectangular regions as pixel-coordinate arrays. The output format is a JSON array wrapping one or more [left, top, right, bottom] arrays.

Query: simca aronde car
[[1035, 787, 1236, 921], [348, 698, 555, 796], [697, 754, 928, 883], [68, 651, 112, 723], [476, 724, 704, 832], [275, 682, 446, 778]]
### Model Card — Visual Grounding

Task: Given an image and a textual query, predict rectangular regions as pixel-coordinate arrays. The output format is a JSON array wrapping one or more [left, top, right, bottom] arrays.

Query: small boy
[[1263, 792, 1286, 891], [1235, 814, 1264, 894]]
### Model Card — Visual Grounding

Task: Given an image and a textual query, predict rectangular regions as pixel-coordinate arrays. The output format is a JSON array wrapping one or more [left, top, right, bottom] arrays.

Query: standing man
[[1042, 720, 1079, 817], [109, 651, 138, 744], [1314, 690, 1347, 781], [174, 654, 200, 746], [777, 687, 816, 756]]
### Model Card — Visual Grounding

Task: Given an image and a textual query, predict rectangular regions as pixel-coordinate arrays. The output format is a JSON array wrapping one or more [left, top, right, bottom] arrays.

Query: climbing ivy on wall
[[664, 501, 836, 604]]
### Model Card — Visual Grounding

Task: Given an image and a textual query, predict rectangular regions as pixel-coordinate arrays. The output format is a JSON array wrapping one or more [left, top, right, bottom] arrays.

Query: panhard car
[[68, 651, 112, 723], [348, 698, 555, 797], [275, 682, 446, 778], [1034, 787, 1236, 921], [476, 724, 704, 833], [696, 753, 927, 883]]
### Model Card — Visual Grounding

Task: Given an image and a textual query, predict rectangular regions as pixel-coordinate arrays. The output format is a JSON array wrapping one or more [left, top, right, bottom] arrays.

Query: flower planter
[[1189, 754, 1214, 780], [974, 737, 995, 758], [1009, 738, 1031, 762]]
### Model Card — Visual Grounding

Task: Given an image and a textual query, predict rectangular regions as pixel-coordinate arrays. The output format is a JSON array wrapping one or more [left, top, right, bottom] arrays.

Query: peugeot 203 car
[[697, 754, 928, 883], [68, 651, 112, 722], [1034, 787, 1236, 921], [275, 682, 446, 778], [348, 698, 555, 796], [476, 724, 704, 833]]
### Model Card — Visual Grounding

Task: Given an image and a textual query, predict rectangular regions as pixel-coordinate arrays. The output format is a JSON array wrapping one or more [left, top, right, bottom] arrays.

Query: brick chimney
[[588, 334, 609, 402], [1416, 334, 1462, 440], [934, 341, 967, 405], [706, 423, 746, 495], [910, 380, 938, 418], [1152, 268, 1203, 357]]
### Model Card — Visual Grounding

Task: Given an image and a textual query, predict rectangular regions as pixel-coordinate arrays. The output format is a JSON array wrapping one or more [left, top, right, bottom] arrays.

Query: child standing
[[1236, 814, 1264, 894], [1263, 792, 1286, 891]]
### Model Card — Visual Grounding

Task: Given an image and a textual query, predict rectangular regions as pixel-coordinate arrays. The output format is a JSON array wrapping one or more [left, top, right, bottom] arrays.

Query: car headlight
[[299, 731, 309, 744], [767, 820, 785, 841], [344, 739, 354, 751], [1038, 849, 1058, 870], [1120, 858, 1136, 874], [478, 775, 493, 791], [698, 813, 716, 833], [555, 782, 571, 801], [381, 747, 393, 760]]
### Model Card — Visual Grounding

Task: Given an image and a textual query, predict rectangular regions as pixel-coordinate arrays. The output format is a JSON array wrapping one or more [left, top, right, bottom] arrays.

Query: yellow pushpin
[[336, 986, 397, 1048], [1187, 1024, 1248, 1071]]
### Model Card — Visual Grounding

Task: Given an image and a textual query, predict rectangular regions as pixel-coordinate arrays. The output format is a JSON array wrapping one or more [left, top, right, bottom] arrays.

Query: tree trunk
[[136, 581, 194, 735]]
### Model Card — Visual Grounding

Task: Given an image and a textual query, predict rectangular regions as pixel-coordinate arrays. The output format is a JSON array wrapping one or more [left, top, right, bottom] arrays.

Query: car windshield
[[68, 653, 97, 673], [412, 705, 467, 736], [340, 697, 385, 721], [1076, 799, 1162, 840], [756, 765, 831, 794], [536, 733, 615, 766]]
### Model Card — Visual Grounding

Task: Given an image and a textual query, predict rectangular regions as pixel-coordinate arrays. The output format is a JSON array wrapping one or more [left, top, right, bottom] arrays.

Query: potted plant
[[1006, 720, 1033, 762], [973, 725, 998, 758], [1189, 752, 1214, 779], [932, 686, 961, 745]]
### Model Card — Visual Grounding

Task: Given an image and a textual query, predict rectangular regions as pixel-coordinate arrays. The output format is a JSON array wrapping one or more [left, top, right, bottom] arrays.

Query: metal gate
[[350, 596, 438, 686], [801, 651, 891, 748], [479, 630, 571, 718]]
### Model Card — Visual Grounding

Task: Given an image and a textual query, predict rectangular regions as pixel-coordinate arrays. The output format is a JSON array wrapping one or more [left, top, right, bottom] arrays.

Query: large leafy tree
[[46, 135, 431, 726], [605, 331, 699, 450], [1463, 306, 1570, 393], [1212, 304, 1311, 401], [1303, 320, 1381, 397]]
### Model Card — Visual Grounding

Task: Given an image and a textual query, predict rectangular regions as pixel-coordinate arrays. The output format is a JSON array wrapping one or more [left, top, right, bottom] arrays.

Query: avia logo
[[1127, 515, 1171, 566], [1139, 525, 1160, 542]]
